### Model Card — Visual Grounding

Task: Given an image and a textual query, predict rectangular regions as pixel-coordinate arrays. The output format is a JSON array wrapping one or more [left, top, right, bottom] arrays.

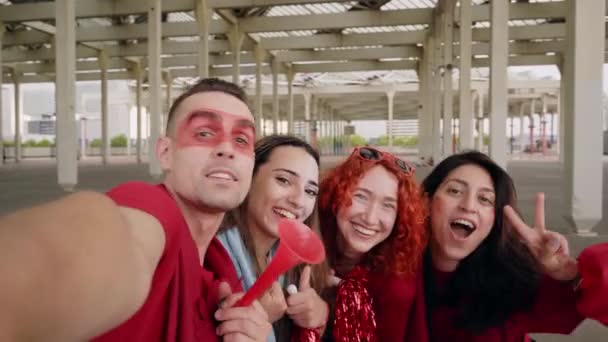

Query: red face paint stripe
[[175, 108, 255, 157]]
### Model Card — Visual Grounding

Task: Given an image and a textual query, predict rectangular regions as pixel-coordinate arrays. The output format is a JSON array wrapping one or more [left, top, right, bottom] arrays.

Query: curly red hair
[[318, 153, 427, 277]]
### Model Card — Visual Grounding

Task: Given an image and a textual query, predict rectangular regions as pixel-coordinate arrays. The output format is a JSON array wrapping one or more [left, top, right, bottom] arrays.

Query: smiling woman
[[420, 151, 608, 342], [317, 147, 427, 342], [218, 135, 330, 342]]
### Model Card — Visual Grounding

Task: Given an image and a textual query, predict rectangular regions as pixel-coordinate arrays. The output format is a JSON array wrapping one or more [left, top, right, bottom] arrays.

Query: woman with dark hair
[[421, 150, 608, 341], [218, 135, 329, 342], [318, 147, 428, 342]]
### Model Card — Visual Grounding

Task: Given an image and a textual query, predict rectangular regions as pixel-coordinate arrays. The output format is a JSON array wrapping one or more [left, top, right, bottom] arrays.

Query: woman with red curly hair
[[318, 147, 428, 342]]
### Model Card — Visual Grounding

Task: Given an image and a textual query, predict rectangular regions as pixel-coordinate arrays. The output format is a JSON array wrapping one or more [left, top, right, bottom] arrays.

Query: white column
[[195, 0, 210, 78], [489, 0, 509, 168], [0, 21, 4, 165], [163, 70, 173, 134], [387, 90, 395, 152], [55, 0, 78, 191], [304, 92, 312, 143], [254, 45, 264, 137], [227, 25, 244, 85], [475, 90, 484, 151], [271, 58, 279, 135], [563, 0, 605, 235], [518, 102, 525, 153], [13, 69, 21, 162], [442, 0, 455, 156], [459, 0, 473, 151], [99, 50, 109, 164], [287, 68, 295, 135], [431, 15, 443, 164], [419, 35, 433, 162], [148, 0, 162, 177], [134, 62, 143, 164], [318, 102, 325, 154]]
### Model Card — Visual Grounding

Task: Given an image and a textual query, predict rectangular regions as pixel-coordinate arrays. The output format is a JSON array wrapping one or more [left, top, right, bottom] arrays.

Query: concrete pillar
[[163, 70, 173, 133], [55, 0, 78, 191], [195, 0, 211, 78], [419, 35, 433, 161], [489, 0, 509, 168], [518, 102, 525, 153], [148, 0, 162, 177], [303, 92, 312, 143], [529, 99, 536, 150], [442, 0, 455, 156], [476, 90, 484, 151], [563, 0, 605, 235], [99, 50, 110, 164], [311, 96, 318, 150], [0, 21, 4, 165], [387, 90, 395, 152], [459, 0, 473, 151], [509, 116, 515, 155], [318, 102, 325, 154], [431, 34, 442, 163], [540, 96, 547, 155], [254, 45, 264, 137], [287, 68, 295, 135], [227, 25, 245, 85], [12, 69, 21, 162], [133, 62, 143, 164], [271, 58, 279, 135]]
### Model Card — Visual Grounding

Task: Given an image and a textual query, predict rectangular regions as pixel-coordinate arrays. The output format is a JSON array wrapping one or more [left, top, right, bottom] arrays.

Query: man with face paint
[[0, 78, 272, 342]]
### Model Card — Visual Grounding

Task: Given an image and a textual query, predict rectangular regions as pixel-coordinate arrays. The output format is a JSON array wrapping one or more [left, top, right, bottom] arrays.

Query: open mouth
[[352, 223, 379, 237], [206, 170, 237, 181], [272, 207, 297, 220], [450, 218, 476, 239]]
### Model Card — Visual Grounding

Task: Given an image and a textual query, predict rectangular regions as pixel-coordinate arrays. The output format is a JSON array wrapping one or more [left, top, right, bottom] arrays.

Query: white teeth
[[353, 224, 376, 237], [208, 172, 234, 180], [273, 208, 296, 219], [452, 219, 475, 229]]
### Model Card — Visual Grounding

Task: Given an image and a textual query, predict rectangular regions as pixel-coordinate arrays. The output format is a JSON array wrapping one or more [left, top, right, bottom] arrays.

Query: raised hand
[[215, 281, 273, 342], [286, 265, 329, 329], [503, 192, 579, 282], [258, 281, 288, 323]]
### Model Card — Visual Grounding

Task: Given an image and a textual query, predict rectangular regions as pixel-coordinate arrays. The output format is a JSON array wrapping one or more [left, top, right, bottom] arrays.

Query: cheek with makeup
[[175, 109, 255, 158]]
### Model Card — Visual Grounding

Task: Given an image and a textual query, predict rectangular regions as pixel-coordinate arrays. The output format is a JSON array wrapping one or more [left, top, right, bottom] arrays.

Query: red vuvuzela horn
[[236, 218, 326, 307]]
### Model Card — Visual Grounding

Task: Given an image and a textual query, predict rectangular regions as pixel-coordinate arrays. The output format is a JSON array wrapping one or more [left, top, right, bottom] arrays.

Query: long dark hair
[[422, 151, 540, 333], [222, 135, 329, 340]]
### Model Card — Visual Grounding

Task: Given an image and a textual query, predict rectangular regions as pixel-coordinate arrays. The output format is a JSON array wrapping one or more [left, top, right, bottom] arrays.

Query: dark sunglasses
[[353, 147, 415, 175]]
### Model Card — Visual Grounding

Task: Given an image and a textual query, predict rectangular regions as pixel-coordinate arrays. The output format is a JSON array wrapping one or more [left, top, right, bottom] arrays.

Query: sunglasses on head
[[353, 147, 415, 175]]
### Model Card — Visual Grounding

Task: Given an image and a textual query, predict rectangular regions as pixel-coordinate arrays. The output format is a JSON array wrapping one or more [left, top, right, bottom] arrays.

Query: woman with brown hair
[[219, 135, 329, 342], [318, 147, 428, 342]]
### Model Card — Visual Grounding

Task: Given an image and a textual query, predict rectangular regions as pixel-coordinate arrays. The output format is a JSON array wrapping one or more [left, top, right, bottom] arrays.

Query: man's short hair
[[166, 78, 249, 135]]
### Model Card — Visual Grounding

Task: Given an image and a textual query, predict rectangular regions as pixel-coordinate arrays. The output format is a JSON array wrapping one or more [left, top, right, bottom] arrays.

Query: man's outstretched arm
[[0, 191, 165, 341]]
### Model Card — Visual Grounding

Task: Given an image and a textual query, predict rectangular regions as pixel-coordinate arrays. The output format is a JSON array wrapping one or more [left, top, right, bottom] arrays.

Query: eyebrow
[[355, 187, 397, 202], [188, 110, 255, 132], [273, 168, 319, 188], [445, 178, 495, 194]]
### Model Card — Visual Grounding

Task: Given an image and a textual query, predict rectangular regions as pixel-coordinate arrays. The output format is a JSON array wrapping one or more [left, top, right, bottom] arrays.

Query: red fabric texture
[[425, 243, 608, 342], [92, 182, 241, 342]]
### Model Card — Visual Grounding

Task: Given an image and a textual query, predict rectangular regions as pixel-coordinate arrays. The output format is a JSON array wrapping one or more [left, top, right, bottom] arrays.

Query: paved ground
[[1, 155, 607, 341]]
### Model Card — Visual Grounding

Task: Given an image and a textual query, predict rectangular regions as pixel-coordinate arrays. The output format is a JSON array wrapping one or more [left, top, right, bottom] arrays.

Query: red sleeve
[[510, 243, 608, 334], [106, 182, 184, 259], [404, 269, 430, 342], [576, 242, 608, 324]]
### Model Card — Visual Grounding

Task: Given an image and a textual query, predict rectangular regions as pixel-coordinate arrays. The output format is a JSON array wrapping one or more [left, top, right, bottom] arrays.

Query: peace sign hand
[[503, 193, 579, 282]]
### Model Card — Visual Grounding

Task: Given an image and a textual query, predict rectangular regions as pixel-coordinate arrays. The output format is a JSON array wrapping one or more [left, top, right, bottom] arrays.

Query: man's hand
[[215, 282, 273, 342], [286, 265, 329, 329]]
